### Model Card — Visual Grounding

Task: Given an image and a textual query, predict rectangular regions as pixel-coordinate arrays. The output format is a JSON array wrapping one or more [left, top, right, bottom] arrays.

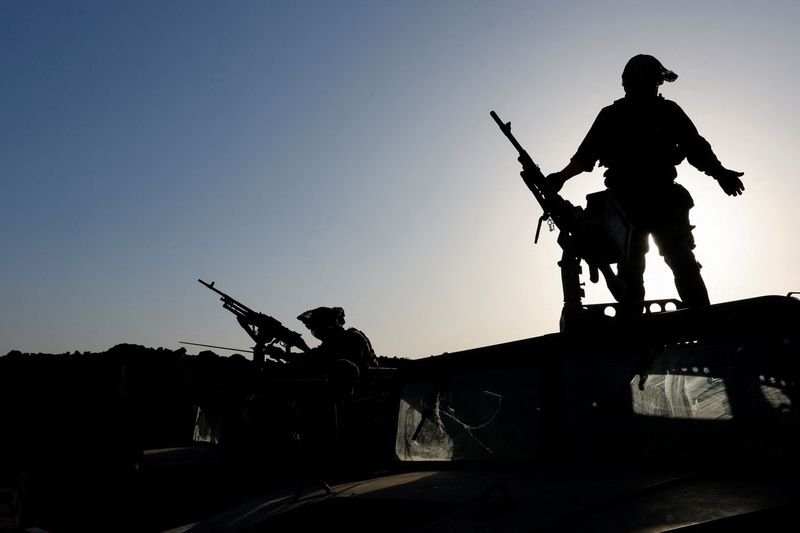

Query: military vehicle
[[11, 291, 797, 532], [162, 293, 800, 532], [157, 115, 800, 531]]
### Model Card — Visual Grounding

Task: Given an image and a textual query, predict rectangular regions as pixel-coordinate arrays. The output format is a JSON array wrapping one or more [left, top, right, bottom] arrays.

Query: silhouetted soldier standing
[[546, 54, 745, 312]]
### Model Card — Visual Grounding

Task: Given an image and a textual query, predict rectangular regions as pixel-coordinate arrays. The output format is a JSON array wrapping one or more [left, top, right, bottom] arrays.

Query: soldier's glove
[[713, 168, 745, 197], [545, 171, 568, 193]]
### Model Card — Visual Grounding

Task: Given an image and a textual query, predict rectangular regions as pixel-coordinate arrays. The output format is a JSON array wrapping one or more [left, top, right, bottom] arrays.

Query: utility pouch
[[581, 190, 634, 265]]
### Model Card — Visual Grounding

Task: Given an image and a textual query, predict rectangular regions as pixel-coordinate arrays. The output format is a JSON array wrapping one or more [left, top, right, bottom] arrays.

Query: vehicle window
[[396, 366, 543, 461]]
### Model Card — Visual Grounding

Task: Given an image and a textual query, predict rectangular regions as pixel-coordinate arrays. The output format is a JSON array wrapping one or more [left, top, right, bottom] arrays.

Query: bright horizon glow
[[2, 1, 798, 358]]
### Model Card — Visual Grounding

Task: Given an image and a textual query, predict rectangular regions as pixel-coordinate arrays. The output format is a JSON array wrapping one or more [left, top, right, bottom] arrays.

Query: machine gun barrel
[[198, 279, 253, 320], [490, 110, 579, 239]]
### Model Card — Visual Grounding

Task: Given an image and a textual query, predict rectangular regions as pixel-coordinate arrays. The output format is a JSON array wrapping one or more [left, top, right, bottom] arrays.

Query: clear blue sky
[[2, 0, 799, 357]]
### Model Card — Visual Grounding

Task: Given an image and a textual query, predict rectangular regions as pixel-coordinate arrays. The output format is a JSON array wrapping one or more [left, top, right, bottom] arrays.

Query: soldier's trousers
[[618, 222, 710, 311], [612, 183, 710, 311]]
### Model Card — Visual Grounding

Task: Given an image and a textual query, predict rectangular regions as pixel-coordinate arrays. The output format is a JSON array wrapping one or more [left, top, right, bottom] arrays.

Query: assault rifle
[[490, 110, 632, 329], [199, 279, 311, 364]]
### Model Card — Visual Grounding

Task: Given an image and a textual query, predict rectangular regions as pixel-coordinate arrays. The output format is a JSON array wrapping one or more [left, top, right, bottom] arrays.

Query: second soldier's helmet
[[297, 306, 346, 329], [622, 54, 677, 94]]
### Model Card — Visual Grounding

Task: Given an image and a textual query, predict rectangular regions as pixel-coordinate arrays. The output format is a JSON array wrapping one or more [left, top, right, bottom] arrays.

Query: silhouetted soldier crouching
[[296, 306, 376, 392], [546, 54, 745, 312], [264, 306, 378, 461]]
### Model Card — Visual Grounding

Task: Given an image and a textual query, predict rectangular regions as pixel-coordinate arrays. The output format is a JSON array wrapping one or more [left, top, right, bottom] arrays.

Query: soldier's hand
[[715, 168, 745, 197], [545, 171, 568, 193], [264, 344, 288, 360]]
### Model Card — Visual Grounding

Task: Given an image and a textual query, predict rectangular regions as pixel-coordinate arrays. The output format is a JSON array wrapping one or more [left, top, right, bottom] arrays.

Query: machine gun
[[490, 110, 632, 329], [199, 279, 311, 364]]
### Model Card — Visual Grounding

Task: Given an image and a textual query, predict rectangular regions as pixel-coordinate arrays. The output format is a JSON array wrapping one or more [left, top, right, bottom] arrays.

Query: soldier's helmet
[[297, 306, 346, 329], [622, 54, 677, 93]]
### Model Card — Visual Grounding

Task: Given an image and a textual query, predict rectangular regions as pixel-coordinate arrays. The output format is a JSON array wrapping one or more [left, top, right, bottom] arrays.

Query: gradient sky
[[2, 0, 799, 358]]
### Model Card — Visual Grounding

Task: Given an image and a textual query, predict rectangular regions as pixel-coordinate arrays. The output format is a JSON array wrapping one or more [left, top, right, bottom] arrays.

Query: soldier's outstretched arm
[[671, 102, 745, 197]]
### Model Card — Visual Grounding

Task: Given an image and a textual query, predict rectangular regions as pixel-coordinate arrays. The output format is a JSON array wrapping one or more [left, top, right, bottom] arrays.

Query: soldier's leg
[[617, 229, 648, 315], [652, 223, 710, 307], [664, 250, 709, 307]]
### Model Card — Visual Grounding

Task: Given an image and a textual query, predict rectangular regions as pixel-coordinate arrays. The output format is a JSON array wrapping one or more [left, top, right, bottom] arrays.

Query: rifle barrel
[[198, 279, 224, 298], [199, 279, 256, 316], [490, 110, 529, 160]]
